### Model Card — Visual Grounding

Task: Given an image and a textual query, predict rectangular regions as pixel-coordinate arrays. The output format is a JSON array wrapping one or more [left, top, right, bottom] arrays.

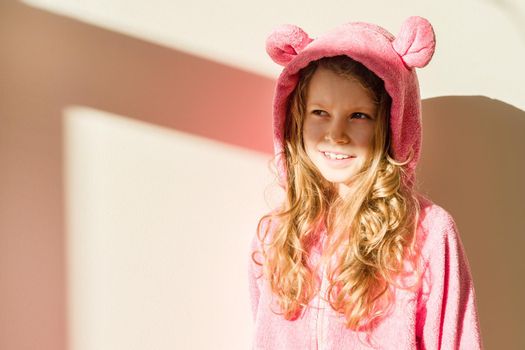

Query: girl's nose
[[325, 122, 350, 144]]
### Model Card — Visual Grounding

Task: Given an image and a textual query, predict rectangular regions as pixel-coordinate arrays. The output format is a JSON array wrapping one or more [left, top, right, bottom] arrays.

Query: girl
[[248, 16, 483, 349]]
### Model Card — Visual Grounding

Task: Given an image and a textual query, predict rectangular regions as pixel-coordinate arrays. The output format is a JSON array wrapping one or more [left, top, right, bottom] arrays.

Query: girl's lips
[[319, 151, 356, 168], [320, 150, 356, 157]]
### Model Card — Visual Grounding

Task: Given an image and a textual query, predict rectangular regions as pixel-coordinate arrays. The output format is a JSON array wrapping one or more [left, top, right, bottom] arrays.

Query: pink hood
[[265, 16, 436, 187]]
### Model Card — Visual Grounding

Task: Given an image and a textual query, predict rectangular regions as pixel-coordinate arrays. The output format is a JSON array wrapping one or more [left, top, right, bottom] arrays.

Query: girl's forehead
[[306, 70, 377, 108]]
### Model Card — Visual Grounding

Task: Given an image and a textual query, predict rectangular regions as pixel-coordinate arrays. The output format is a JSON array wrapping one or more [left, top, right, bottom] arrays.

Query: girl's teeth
[[324, 152, 349, 160]]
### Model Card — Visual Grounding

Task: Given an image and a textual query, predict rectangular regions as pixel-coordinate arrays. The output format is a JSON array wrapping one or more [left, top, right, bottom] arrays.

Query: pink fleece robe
[[248, 195, 483, 349], [248, 16, 483, 349]]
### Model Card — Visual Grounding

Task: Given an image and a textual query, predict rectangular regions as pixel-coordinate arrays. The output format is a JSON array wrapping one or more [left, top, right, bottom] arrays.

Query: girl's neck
[[338, 182, 356, 198]]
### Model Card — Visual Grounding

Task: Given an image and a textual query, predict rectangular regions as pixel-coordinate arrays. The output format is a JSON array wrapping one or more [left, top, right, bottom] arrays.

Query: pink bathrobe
[[248, 17, 483, 349], [248, 195, 483, 349]]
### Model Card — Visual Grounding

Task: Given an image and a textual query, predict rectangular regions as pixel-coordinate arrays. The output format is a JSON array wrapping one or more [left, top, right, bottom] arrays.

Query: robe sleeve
[[416, 208, 483, 350]]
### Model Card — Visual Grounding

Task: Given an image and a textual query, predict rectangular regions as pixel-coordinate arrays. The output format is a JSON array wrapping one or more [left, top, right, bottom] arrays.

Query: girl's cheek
[[304, 122, 325, 140], [304, 130, 319, 145], [350, 125, 375, 144]]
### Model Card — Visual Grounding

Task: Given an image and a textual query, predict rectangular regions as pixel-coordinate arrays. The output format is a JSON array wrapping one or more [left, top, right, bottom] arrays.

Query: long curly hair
[[252, 55, 424, 334]]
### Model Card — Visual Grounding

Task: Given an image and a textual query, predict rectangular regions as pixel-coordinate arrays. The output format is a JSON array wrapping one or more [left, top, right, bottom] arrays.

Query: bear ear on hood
[[392, 16, 436, 68], [265, 24, 314, 66]]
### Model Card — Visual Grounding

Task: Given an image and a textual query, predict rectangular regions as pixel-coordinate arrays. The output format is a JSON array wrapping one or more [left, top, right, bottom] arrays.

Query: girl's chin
[[320, 174, 355, 184], [319, 175, 357, 190]]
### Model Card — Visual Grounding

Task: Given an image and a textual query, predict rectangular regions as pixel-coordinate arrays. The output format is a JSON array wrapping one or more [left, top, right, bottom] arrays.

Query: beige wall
[[1, 0, 524, 349]]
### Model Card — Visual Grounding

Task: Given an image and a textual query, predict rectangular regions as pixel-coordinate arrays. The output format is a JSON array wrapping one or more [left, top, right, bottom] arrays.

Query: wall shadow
[[417, 95, 525, 350]]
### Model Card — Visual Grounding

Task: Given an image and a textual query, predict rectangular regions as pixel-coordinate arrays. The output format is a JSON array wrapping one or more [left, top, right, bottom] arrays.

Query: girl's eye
[[310, 110, 371, 120], [311, 110, 327, 116], [352, 112, 370, 120]]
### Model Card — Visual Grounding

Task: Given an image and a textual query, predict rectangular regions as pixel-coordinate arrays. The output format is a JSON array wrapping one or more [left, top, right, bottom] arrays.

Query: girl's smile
[[320, 151, 357, 168]]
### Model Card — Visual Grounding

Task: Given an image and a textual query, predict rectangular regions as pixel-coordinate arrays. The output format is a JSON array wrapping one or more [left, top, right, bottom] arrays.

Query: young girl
[[248, 16, 483, 349]]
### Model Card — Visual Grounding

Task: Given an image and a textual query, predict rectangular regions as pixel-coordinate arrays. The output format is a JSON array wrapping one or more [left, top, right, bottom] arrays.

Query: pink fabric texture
[[249, 16, 483, 349], [249, 196, 483, 349]]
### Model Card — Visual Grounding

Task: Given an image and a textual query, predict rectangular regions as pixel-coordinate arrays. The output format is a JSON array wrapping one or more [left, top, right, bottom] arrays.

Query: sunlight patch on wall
[[62, 106, 280, 350]]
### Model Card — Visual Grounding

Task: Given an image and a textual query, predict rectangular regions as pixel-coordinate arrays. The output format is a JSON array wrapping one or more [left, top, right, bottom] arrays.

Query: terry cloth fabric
[[248, 16, 483, 349], [249, 196, 483, 349]]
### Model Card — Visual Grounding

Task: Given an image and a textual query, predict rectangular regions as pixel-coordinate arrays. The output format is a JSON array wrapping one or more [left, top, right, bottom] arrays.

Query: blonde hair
[[252, 55, 423, 337]]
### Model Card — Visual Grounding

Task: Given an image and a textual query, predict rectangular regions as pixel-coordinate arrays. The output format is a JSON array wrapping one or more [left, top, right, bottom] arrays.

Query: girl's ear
[[266, 24, 314, 66], [392, 16, 436, 68]]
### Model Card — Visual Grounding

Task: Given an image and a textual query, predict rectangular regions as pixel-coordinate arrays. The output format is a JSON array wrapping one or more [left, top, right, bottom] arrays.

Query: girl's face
[[302, 67, 378, 196]]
